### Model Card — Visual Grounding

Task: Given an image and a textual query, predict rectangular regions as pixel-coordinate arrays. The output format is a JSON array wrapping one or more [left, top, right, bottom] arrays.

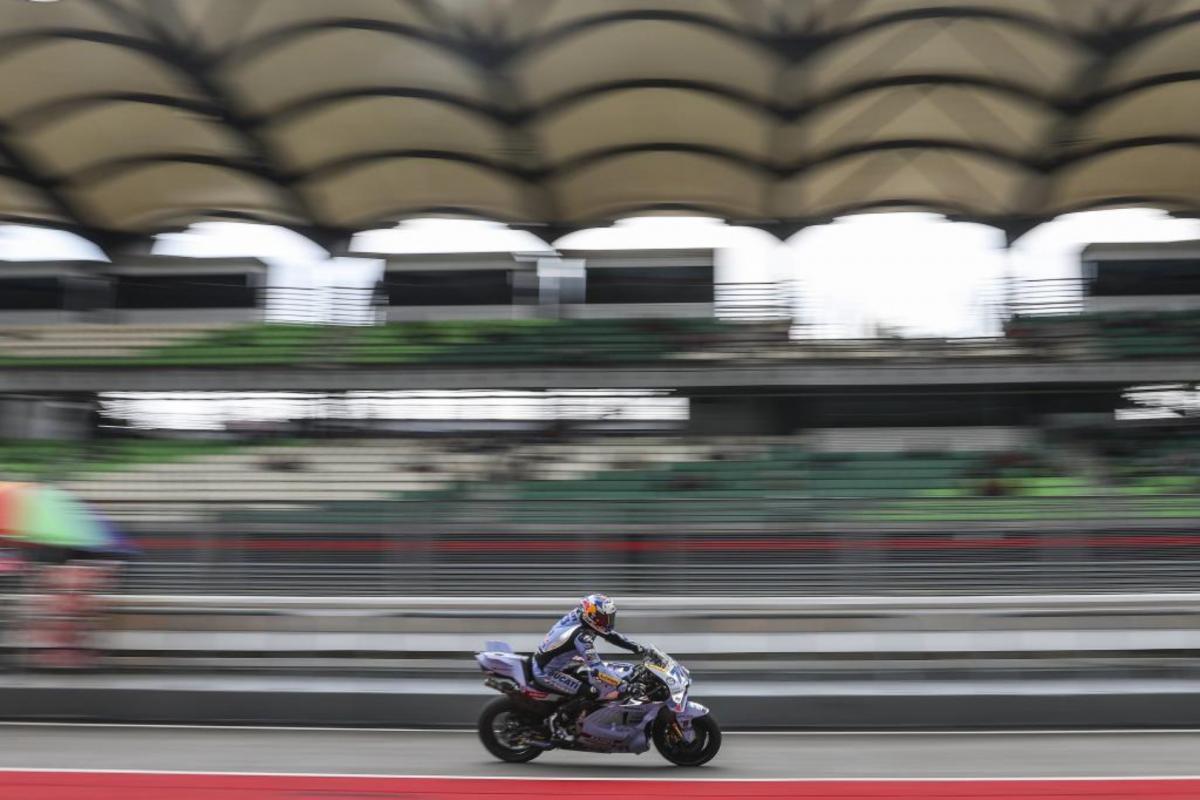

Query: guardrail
[[6, 592, 1200, 727], [78, 591, 1200, 613], [106, 559, 1200, 596], [9, 592, 1200, 677], [69, 492, 1200, 595], [97, 493, 1200, 526]]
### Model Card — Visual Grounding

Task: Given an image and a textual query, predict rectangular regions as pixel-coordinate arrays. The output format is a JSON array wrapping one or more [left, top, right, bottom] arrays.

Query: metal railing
[[14, 591, 1200, 683], [714, 281, 794, 321], [265, 286, 374, 325], [57, 493, 1200, 596], [92, 493, 1200, 526], [1009, 278, 1084, 316], [109, 558, 1200, 597]]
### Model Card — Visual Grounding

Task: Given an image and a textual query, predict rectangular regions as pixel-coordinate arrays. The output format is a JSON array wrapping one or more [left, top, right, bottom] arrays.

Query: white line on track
[[0, 768, 1199, 783], [5, 721, 1200, 736]]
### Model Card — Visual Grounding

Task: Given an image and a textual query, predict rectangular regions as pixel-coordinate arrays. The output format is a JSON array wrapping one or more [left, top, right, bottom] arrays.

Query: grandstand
[[1006, 240, 1200, 359], [1, 416, 1197, 596], [0, 316, 788, 368], [2, 0, 1200, 740], [372, 249, 719, 321], [0, 5, 1198, 599], [1, 230, 1200, 597], [8, 433, 1078, 507]]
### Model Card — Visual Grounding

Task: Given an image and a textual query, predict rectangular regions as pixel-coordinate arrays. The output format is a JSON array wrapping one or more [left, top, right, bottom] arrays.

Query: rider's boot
[[525, 721, 553, 747], [548, 711, 575, 743], [550, 682, 601, 743], [549, 695, 591, 742]]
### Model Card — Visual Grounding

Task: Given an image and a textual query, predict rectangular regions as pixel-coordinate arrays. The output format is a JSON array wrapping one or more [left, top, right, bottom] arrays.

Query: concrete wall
[[689, 395, 789, 435], [0, 311, 82, 326], [0, 394, 95, 440], [6, 595, 1200, 728], [108, 308, 262, 325], [805, 426, 1032, 452], [1086, 296, 1200, 313], [6, 680, 1200, 729]]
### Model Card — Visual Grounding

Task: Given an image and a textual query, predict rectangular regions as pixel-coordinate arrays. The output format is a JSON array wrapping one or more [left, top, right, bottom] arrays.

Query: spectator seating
[[1097, 430, 1200, 495], [17, 312, 1200, 368], [0, 439, 243, 482], [0, 319, 783, 368], [6, 436, 1120, 527], [1006, 311, 1200, 359], [16, 431, 1200, 530], [0, 324, 231, 363]]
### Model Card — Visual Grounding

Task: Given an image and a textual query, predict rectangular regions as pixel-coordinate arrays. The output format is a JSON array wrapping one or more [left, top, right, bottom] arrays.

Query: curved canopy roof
[[2, 0, 1200, 248]]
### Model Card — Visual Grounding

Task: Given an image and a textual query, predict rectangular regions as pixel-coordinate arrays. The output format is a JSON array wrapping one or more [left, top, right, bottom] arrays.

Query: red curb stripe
[[3, 773, 1200, 800]]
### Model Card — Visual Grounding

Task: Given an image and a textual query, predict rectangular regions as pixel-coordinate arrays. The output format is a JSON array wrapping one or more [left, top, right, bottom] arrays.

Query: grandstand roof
[[2, 0, 1200, 250]]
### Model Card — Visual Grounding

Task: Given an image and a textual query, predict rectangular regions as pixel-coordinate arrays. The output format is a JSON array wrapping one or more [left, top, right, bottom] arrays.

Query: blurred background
[[2, 0, 1200, 740]]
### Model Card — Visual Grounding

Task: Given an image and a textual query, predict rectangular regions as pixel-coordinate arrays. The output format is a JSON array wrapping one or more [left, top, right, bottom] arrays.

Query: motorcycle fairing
[[476, 649, 528, 688], [476, 647, 566, 702], [576, 700, 664, 754]]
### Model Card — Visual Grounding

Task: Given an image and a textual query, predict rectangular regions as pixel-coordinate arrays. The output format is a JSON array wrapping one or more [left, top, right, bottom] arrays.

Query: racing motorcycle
[[474, 641, 721, 766]]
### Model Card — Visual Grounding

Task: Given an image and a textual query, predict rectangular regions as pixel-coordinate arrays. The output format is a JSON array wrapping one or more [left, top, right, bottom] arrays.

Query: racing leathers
[[532, 608, 642, 739]]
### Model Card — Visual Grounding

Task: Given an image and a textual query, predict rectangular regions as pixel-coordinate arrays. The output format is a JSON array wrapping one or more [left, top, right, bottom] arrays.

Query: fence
[[1009, 278, 1084, 316], [713, 281, 794, 321], [77, 495, 1200, 596], [267, 282, 795, 326], [265, 286, 374, 325]]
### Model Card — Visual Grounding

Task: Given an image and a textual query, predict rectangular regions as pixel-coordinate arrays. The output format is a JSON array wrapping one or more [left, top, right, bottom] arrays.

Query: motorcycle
[[474, 641, 721, 766]]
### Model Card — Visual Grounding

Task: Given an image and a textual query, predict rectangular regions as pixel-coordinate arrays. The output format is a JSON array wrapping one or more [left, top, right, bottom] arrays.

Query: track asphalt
[[3, 724, 1200, 797]]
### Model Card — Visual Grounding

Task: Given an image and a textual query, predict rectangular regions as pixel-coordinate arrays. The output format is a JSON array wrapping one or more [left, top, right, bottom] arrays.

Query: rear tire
[[653, 713, 721, 767], [477, 697, 544, 763]]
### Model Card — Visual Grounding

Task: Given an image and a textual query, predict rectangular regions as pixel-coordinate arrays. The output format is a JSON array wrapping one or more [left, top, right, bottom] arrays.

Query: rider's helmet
[[579, 593, 616, 634]]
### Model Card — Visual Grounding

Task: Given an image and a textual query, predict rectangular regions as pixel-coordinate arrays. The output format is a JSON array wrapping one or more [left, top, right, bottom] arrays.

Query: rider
[[532, 593, 644, 742]]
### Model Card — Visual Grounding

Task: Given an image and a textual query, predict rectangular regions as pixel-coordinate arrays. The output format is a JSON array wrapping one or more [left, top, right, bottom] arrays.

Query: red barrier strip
[[3, 773, 1200, 800]]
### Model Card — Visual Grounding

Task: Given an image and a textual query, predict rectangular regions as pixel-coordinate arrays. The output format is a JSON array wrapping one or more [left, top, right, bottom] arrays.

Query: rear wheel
[[477, 697, 544, 763], [653, 713, 721, 767]]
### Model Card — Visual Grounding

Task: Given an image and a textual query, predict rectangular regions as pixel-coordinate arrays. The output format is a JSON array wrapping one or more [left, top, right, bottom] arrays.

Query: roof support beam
[[0, 0, 1194, 239], [1019, 5, 1157, 214], [0, 123, 141, 256], [92, 1, 328, 244], [0, 131, 79, 226]]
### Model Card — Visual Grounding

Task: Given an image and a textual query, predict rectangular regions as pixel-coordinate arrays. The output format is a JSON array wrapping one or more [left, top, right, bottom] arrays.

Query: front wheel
[[477, 697, 544, 763], [654, 713, 722, 767]]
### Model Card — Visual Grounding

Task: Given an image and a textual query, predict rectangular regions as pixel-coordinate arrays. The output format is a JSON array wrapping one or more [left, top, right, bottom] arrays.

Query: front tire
[[654, 712, 722, 767], [477, 697, 544, 763]]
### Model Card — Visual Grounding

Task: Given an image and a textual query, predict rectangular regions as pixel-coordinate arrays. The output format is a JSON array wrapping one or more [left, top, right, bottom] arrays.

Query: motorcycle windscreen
[[647, 663, 690, 712]]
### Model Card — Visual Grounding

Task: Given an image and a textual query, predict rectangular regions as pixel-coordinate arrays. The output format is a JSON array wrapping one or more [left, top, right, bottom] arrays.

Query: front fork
[[673, 701, 710, 744], [672, 717, 697, 744]]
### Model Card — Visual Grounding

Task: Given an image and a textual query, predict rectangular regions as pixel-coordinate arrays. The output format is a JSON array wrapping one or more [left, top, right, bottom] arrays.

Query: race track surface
[[2, 724, 1200, 779], [5, 724, 1200, 798]]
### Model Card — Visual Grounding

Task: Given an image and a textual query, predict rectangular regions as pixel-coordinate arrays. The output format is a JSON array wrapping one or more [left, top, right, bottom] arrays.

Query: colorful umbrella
[[0, 482, 136, 556]]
